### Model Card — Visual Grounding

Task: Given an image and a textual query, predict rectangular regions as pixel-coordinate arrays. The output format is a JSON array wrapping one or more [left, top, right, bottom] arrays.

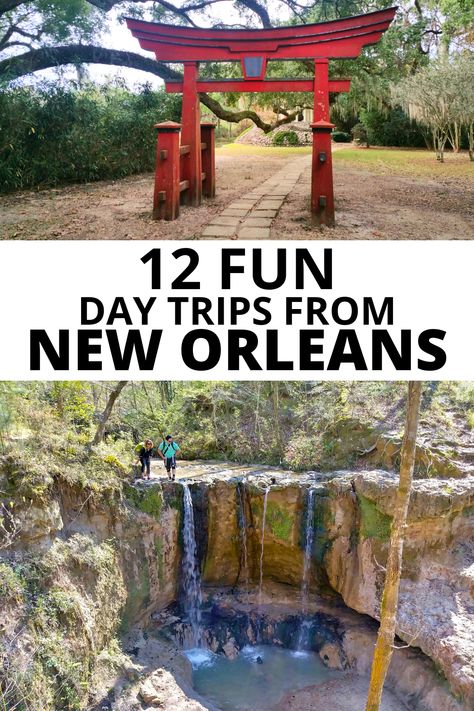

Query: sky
[[14, 2, 291, 89]]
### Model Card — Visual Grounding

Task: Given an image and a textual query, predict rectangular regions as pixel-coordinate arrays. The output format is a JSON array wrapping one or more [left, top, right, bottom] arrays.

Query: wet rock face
[[203, 480, 308, 588], [162, 597, 346, 664], [119, 481, 183, 628], [167, 467, 473, 710], [323, 471, 474, 709]]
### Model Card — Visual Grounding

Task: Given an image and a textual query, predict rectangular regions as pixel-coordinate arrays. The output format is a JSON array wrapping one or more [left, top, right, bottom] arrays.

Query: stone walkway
[[201, 155, 310, 238]]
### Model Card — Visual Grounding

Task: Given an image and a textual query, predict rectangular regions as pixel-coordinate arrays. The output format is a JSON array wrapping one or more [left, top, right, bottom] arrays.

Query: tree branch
[[237, 0, 272, 27], [0, 0, 26, 13], [199, 92, 306, 132], [148, 0, 199, 26], [91, 381, 128, 446], [0, 43, 181, 83], [0, 23, 17, 51], [86, 0, 149, 9], [0, 44, 307, 131]]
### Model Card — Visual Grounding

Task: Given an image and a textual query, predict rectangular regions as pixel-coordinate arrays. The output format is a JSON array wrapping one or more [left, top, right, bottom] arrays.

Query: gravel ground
[[0, 152, 291, 240], [272, 158, 474, 239]]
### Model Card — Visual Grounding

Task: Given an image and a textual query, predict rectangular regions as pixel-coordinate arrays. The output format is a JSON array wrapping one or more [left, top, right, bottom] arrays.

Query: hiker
[[137, 438, 154, 480], [158, 435, 180, 480]]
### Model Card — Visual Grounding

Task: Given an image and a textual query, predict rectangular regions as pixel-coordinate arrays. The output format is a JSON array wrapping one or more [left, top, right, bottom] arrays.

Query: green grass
[[217, 143, 312, 158], [333, 147, 474, 179]]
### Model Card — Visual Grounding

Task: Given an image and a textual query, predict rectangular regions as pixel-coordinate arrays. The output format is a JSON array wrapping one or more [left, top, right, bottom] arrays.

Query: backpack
[[135, 441, 144, 455], [161, 440, 176, 457]]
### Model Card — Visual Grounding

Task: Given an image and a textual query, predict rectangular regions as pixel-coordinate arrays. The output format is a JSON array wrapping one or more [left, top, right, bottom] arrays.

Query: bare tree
[[392, 56, 474, 161], [91, 381, 128, 446], [365, 381, 423, 711]]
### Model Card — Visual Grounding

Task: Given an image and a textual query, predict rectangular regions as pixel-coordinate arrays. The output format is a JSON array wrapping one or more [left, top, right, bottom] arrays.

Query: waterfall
[[296, 487, 315, 651], [257, 486, 270, 641], [237, 483, 249, 591], [258, 486, 269, 606], [181, 483, 203, 647]]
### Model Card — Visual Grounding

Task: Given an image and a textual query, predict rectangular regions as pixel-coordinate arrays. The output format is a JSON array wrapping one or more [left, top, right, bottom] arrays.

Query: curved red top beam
[[126, 8, 397, 62]]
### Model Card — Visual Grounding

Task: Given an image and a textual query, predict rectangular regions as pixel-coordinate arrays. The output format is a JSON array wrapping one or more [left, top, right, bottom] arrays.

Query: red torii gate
[[126, 7, 396, 225]]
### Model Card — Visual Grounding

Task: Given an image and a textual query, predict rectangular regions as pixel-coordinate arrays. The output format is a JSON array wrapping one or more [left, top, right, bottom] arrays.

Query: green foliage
[[272, 130, 299, 146], [0, 0, 104, 49], [0, 83, 181, 193], [0, 562, 25, 602], [358, 495, 392, 541], [1, 381, 473, 492], [359, 108, 426, 148], [0, 536, 126, 711], [47, 382, 94, 429], [332, 131, 351, 143]]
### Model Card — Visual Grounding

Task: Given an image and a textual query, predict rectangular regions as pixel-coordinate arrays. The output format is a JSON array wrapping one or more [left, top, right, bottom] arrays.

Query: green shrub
[[332, 131, 351, 143], [272, 130, 299, 146], [0, 82, 181, 193], [0, 562, 25, 602], [360, 108, 426, 148], [351, 123, 368, 146]]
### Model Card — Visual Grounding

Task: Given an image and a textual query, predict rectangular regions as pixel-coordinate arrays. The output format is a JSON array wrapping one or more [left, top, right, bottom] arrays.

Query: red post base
[[201, 122, 216, 198], [311, 120, 335, 227], [153, 121, 181, 220]]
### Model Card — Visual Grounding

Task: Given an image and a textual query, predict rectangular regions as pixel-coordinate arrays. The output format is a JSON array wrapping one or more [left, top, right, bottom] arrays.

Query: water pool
[[185, 644, 341, 711]]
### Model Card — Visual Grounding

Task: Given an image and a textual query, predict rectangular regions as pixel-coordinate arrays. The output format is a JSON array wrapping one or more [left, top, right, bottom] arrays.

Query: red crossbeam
[[126, 8, 396, 62], [165, 79, 351, 93]]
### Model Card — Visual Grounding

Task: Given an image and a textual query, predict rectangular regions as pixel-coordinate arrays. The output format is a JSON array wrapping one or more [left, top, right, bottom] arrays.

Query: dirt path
[[0, 150, 472, 239], [0, 152, 295, 240], [275, 160, 474, 239]]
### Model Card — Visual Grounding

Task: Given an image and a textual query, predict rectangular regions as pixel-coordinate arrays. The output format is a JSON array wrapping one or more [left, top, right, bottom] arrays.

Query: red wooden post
[[201, 122, 216, 198], [313, 58, 330, 121], [311, 119, 335, 227], [153, 121, 181, 220], [311, 59, 335, 226], [181, 62, 202, 206]]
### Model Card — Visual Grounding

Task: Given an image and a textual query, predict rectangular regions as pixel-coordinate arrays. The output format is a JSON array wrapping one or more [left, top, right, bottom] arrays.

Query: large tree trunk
[[364, 381, 422, 711], [91, 381, 128, 446]]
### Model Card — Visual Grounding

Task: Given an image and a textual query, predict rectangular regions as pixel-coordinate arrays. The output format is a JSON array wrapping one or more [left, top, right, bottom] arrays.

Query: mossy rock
[[311, 495, 334, 565], [2, 535, 126, 711], [155, 538, 164, 586], [125, 483, 164, 518], [120, 564, 151, 633], [358, 494, 392, 541], [266, 502, 293, 542]]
